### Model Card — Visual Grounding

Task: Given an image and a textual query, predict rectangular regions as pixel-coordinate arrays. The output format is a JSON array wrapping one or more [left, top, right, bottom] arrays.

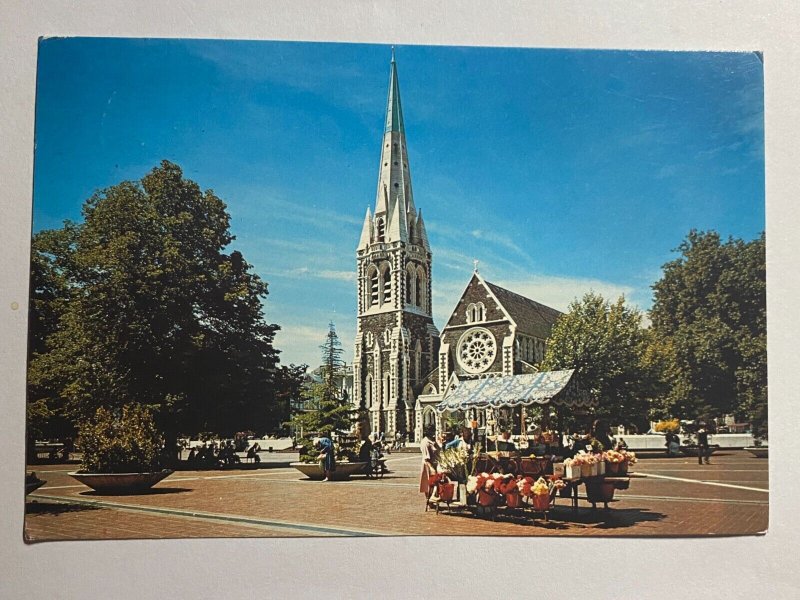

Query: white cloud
[[470, 229, 527, 258], [275, 267, 355, 282], [490, 275, 636, 313]]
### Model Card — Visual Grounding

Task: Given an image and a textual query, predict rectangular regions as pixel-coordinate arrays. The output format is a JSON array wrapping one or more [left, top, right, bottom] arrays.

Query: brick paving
[[24, 450, 768, 541]]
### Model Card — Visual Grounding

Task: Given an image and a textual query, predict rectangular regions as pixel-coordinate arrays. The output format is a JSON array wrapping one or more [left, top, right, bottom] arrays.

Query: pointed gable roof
[[415, 209, 430, 251], [387, 191, 408, 242], [357, 207, 373, 251], [483, 280, 563, 339]]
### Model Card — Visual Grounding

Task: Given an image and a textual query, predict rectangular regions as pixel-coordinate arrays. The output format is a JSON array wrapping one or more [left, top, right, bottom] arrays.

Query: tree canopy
[[540, 292, 650, 428], [649, 230, 766, 434], [28, 161, 284, 442]]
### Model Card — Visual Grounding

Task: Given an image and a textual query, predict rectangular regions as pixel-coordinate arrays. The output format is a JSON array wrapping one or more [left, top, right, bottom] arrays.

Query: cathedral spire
[[385, 50, 404, 134], [373, 50, 416, 242]]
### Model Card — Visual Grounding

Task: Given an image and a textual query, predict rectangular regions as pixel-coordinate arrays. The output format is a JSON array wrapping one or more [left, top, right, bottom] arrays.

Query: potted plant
[[69, 405, 172, 493]]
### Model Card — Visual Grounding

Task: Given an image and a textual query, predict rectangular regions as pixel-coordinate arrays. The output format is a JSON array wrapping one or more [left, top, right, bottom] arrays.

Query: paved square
[[24, 450, 768, 540]]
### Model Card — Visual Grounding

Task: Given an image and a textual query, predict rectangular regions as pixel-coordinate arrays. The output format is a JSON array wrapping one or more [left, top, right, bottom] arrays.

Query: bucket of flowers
[[584, 452, 600, 477], [570, 452, 595, 478], [467, 472, 501, 507], [595, 453, 606, 476], [604, 450, 625, 474], [493, 473, 521, 508], [529, 476, 565, 511], [620, 450, 637, 474], [428, 471, 455, 502]]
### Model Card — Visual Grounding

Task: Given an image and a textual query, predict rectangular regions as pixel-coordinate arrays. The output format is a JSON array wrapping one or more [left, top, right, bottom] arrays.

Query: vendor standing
[[315, 436, 336, 481], [419, 426, 441, 497]]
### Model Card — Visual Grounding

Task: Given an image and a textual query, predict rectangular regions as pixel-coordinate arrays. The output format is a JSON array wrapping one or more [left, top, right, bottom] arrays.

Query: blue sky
[[32, 39, 765, 367]]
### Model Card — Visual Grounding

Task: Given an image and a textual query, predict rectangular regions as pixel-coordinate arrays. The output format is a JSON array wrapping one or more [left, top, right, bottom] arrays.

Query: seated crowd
[[186, 440, 262, 468]]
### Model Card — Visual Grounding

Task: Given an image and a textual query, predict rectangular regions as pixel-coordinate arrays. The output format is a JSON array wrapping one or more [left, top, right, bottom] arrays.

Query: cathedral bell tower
[[353, 51, 440, 440]]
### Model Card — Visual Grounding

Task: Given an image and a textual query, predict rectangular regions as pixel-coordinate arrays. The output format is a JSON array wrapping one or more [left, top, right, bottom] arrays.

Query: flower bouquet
[[621, 450, 636, 474], [467, 472, 502, 506], [529, 476, 564, 511], [584, 452, 600, 477], [603, 449, 626, 474], [494, 473, 521, 507], [569, 452, 595, 478], [595, 453, 606, 476]]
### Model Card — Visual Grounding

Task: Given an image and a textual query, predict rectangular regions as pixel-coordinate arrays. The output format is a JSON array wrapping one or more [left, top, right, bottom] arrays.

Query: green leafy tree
[[650, 230, 766, 434], [540, 292, 649, 428], [270, 364, 308, 435], [28, 161, 282, 453]]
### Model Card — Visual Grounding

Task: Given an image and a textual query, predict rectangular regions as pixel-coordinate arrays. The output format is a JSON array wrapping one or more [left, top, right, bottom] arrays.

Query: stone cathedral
[[352, 53, 441, 439], [353, 54, 564, 442]]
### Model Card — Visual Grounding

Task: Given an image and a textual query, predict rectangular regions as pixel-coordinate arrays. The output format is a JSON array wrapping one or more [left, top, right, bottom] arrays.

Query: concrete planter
[[745, 447, 768, 458], [26, 479, 45, 495], [68, 469, 173, 493], [290, 461, 367, 481]]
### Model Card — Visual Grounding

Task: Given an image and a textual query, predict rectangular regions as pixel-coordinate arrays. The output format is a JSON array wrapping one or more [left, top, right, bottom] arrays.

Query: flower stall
[[426, 372, 637, 519]]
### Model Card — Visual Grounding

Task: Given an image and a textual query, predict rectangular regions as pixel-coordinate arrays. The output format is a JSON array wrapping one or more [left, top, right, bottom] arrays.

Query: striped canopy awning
[[435, 370, 593, 413]]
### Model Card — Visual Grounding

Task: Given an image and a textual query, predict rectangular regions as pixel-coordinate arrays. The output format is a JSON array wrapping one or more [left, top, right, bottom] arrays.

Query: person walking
[[696, 425, 711, 465], [419, 426, 441, 498]]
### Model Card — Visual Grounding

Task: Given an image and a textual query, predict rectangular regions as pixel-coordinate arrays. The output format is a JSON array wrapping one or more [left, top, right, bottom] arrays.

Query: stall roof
[[435, 370, 593, 413]]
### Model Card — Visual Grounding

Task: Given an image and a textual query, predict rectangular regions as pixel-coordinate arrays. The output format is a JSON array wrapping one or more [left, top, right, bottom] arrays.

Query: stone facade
[[353, 54, 440, 439], [418, 272, 563, 438]]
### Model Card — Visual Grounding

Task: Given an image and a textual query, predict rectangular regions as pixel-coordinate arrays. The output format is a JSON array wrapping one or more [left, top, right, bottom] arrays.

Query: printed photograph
[[24, 39, 766, 540]]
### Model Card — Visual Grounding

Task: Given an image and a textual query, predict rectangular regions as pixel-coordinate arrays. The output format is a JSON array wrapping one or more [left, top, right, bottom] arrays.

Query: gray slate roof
[[484, 280, 562, 339]]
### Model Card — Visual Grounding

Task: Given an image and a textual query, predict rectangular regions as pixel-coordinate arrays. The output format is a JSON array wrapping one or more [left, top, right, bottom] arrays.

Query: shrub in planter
[[78, 405, 162, 473]]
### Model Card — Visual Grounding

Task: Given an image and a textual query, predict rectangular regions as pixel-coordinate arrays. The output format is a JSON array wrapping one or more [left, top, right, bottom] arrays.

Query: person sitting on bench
[[246, 442, 261, 463]]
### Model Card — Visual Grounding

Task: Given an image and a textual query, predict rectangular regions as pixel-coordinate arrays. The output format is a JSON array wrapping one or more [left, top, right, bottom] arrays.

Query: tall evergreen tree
[[288, 323, 355, 439]]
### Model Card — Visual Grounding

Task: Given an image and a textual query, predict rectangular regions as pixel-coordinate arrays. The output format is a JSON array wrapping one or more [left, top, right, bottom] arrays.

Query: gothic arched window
[[466, 302, 485, 323], [384, 372, 391, 403], [415, 266, 426, 309], [380, 262, 391, 305], [405, 265, 413, 304], [365, 374, 373, 408], [377, 217, 386, 242], [368, 265, 379, 307]]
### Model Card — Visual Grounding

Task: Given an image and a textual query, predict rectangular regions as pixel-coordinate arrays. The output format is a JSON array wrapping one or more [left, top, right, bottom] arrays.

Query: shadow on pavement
[[435, 502, 666, 533], [79, 487, 193, 497], [26, 500, 101, 516]]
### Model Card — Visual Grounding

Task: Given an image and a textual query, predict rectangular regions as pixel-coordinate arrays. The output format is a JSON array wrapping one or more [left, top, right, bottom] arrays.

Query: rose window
[[457, 327, 497, 374]]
